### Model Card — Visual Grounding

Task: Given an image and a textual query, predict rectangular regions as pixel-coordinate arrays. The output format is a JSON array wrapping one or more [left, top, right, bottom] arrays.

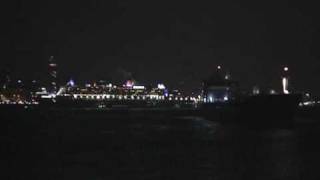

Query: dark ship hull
[[37, 96, 194, 109], [33, 94, 301, 128], [201, 94, 302, 128], [296, 104, 320, 120]]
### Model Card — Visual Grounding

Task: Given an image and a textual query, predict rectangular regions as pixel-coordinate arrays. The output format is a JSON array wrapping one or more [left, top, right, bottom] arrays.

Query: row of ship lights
[[71, 94, 202, 102], [67, 82, 202, 103]]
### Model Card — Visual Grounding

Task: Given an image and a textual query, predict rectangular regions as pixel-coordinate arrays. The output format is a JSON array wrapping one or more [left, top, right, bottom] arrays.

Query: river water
[[3, 114, 320, 180]]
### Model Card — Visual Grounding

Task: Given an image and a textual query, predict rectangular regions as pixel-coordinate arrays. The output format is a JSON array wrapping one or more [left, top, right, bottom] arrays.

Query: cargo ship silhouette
[[201, 66, 301, 128], [32, 66, 301, 128]]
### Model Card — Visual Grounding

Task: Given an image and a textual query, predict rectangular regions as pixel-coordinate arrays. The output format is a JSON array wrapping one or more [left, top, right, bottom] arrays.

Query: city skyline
[[5, 0, 320, 94], [0, 58, 296, 93]]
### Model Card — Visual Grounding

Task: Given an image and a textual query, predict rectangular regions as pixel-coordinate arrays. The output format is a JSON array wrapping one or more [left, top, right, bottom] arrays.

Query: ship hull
[[32, 94, 302, 128], [201, 94, 302, 128]]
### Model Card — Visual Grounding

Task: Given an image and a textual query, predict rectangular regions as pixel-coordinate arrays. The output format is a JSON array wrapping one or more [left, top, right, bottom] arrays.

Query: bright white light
[[41, 94, 55, 99], [49, 63, 57, 67], [157, 84, 166, 90], [56, 87, 66, 96], [253, 86, 260, 95], [217, 65, 221, 70], [303, 101, 313, 106], [224, 96, 229, 101], [270, 89, 277, 94], [284, 67, 289, 72], [133, 85, 145, 90], [125, 80, 134, 87], [282, 77, 289, 94], [67, 79, 75, 87]]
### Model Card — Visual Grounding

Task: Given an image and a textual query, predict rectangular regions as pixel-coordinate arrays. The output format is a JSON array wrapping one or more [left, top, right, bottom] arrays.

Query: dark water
[[2, 112, 320, 180]]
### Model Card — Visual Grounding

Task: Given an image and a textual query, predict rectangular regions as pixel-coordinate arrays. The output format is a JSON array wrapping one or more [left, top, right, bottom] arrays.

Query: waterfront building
[[203, 66, 238, 103]]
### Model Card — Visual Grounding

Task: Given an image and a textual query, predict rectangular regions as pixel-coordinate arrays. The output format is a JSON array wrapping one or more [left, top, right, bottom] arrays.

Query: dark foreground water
[[2, 111, 320, 180]]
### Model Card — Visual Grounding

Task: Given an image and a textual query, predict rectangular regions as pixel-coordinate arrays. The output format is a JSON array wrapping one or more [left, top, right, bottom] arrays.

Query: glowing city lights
[[125, 80, 134, 88], [157, 84, 166, 90]]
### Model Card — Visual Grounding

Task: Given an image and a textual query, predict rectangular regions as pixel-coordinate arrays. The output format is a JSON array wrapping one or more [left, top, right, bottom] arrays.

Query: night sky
[[4, 0, 320, 94]]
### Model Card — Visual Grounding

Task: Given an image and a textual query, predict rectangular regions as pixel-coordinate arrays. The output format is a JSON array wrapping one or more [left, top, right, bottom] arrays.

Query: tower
[[0, 67, 11, 90], [282, 66, 290, 94], [48, 56, 58, 93]]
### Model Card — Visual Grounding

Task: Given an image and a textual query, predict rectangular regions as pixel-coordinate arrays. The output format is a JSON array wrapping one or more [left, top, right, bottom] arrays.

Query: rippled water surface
[[3, 114, 320, 180]]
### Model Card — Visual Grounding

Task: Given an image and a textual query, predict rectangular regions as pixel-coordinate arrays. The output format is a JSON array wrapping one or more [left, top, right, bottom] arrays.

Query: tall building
[[282, 67, 290, 94], [0, 68, 11, 89], [48, 56, 58, 93]]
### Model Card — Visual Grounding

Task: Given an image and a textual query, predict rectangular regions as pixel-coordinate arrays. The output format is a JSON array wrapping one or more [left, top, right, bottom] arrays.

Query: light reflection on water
[[4, 116, 320, 180]]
